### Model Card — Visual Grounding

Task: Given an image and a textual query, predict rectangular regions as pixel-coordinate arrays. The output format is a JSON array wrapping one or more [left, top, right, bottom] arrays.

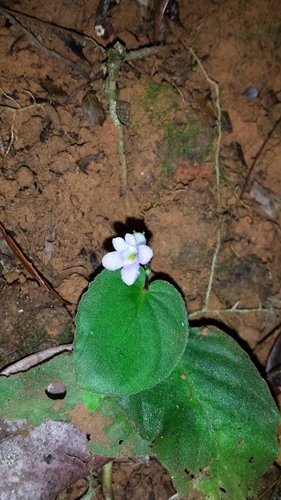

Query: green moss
[[163, 117, 214, 165], [141, 77, 179, 117], [160, 161, 174, 174], [164, 121, 200, 154]]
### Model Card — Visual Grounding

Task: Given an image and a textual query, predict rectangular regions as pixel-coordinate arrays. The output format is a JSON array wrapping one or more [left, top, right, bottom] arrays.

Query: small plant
[[73, 232, 279, 498], [74, 232, 187, 396], [0, 231, 279, 499]]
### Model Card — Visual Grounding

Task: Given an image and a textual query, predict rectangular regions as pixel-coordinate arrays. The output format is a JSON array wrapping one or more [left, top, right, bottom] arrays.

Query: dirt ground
[[0, 0, 281, 498]]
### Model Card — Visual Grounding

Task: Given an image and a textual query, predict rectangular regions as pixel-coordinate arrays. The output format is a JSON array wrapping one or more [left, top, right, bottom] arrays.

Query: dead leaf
[[116, 100, 130, 126], [0, 419, 90, 500], [82, 93, 105, 127], [39, 78, 67, 99], [193, 89, 217, 122], [76, 151, 105, 174], [250, 181, 281, 219]]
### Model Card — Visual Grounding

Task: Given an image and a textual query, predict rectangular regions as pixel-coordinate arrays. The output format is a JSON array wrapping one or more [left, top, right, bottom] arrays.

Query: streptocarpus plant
[[74, 232, 188, 395], [0, 231, 279, 499], [73, 231, 279, 498]]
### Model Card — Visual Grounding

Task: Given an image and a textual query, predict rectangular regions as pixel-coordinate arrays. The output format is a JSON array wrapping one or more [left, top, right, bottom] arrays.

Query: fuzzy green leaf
[[73, 268, 188, 395], [116, 326, 279, 499]]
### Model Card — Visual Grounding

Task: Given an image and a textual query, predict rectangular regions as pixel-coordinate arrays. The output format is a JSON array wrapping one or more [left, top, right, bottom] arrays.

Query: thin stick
[[182, 43, 222, 312], [189, 306, 279, 319], [0, 6, 91, 81], [240, 117, 281, 198], [0, 222, 71, 305], [0, 88, 21, 108], [103, 42, 127, 190], [0, 87, 45, 114], [0, 344, 73, 376], [103, 42, 173, 194], [257, 478, 280, 500], [102, 460, 114, 500], [5, 113, 15, 155], [0, 88, 46, 155], [201, 229, 221, 313]]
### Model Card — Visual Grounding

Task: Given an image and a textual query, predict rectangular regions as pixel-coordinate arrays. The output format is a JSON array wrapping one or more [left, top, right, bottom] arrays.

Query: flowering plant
[[72, 231, 278, 498], [74, 232, 187, 395], [0, 231, 278, 499]]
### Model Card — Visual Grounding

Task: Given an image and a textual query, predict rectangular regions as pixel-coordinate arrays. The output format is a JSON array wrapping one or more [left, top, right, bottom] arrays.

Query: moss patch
[[162, 117, 214, 166], [142, 77, 179, 117], [128, 75, 215, 184]]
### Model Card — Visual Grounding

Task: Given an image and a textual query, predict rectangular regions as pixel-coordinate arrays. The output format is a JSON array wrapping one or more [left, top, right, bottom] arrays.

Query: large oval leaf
[[73, 268, 188, 395], [116, 326, 279, 499]]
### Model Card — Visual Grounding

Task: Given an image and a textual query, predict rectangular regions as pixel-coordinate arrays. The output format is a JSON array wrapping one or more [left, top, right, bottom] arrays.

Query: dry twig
[[182, 43, 222, 314], [0, 222, 71, 305], [0, 6, 91, 81], [0, 344, 73, 376]]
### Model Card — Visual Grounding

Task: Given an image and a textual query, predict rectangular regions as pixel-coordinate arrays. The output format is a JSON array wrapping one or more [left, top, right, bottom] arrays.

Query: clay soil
[[0, 0, 281, 498]]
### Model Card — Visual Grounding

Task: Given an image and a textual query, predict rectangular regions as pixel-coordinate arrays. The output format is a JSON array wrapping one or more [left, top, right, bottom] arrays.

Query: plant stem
[[102, 460, 114, 500]]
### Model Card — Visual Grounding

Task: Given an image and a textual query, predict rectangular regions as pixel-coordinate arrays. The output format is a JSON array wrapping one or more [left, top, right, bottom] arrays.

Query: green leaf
[[0, 353, 82, 424], [116, 326, 279, 499], [0, 353, 150, 458], [73, 268, 188, 395]]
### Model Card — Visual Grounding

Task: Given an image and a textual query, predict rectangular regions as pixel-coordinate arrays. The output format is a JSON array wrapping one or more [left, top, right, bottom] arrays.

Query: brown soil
[[0, 0, 281, 498]]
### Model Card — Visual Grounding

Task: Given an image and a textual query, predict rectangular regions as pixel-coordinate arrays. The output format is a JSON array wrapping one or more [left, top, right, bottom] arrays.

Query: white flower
[[102, 232, 153, 285]]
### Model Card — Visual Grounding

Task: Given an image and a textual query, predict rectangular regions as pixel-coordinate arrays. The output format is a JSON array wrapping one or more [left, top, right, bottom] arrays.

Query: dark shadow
[[103, 218, 153, 251], [87, 263, 104, 284]]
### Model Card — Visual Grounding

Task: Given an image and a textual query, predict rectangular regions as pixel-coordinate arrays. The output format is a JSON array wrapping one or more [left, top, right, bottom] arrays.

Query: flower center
[[125, 251, 137, 263]]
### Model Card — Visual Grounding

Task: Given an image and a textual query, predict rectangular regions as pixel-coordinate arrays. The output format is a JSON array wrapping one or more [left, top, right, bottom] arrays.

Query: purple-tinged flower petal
[[102, 251, 124, 270], [121, 260, 140, 286], [124, 233, 136, 247], [138, 245, 153, 265], [112, 237, 129, 252], [133, 232, 146, 245]]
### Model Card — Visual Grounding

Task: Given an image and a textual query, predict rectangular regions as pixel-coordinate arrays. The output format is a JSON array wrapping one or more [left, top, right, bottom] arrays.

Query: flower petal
[[133, 232, 146, 246], [112, 237, 129, 252], [124, 233, 136, 247], [102, 251, 124, 270], [121, 261, 140, 285], [138, 245, 153, 265]]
